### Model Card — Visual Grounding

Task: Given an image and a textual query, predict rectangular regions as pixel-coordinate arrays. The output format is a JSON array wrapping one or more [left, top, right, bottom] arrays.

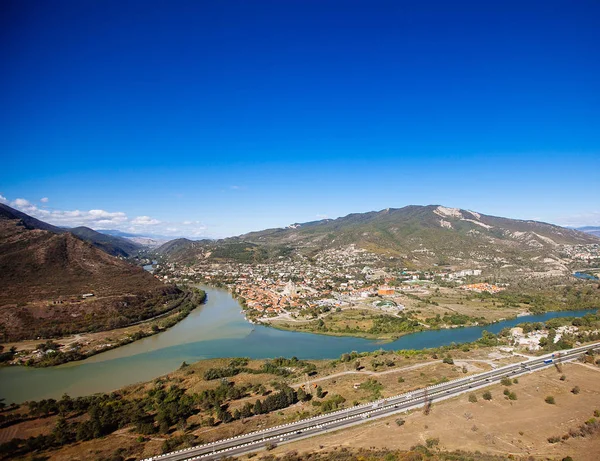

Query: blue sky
[[1, 0, 599, 238]]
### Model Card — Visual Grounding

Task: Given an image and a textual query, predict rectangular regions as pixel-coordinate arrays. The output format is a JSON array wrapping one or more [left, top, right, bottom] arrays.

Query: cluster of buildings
[[159, 246, 425, 320], [559, 243, 600, 262], [509, 325, 579, 351], [158, 243, 507, 326], [459, 283, 505, 294]]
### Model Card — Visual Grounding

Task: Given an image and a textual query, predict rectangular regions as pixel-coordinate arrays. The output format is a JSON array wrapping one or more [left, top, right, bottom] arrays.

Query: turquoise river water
[[0, 285, 595, 403]]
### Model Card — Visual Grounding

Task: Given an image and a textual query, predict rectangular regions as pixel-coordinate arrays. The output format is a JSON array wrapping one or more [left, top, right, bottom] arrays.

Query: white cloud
[[40, 197, 49, 203], [13, 198, 31, 207], [3, 194, 211, 238], [11, 198, 38, 215], [7, 197, 130, 230], [131, 216, 161, 225]]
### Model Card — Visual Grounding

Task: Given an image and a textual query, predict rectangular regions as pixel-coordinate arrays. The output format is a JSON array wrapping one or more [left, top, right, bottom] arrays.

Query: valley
[[154, 206, 600, 341]]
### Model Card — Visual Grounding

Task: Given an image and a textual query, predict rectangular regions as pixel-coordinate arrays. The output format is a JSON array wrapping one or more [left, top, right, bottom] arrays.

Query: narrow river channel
[[0, 285, 595, 403]]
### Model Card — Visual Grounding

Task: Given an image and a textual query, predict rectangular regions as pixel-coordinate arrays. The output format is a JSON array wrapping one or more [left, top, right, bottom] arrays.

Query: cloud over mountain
[[3, 195, 207, 238]]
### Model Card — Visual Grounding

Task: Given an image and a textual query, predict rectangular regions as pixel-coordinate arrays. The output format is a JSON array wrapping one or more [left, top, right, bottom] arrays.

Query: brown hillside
[[0, 219, 183, 341]]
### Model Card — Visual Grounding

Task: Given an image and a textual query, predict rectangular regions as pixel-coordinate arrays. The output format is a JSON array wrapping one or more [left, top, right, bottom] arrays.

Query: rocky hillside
[[158, 205, 598, 270], [0, 212, 183, 341]]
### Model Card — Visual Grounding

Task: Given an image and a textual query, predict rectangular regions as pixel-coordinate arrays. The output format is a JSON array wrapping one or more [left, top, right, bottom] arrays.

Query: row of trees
[[0, 377, 312, 459]]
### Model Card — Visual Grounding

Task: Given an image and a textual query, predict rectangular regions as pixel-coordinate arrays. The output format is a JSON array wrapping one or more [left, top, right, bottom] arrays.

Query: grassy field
[[268, 286, 529, 340]]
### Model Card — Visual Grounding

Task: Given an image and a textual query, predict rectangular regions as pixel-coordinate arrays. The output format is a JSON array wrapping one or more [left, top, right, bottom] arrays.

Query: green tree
[[254, 399, 263, 415]]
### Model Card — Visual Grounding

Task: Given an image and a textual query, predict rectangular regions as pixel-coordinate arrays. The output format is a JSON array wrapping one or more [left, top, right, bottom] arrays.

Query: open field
[[264, 362, 600, 461]]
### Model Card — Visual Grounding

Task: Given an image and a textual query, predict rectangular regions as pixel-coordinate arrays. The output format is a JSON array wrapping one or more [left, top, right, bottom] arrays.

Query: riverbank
[[2, 340, 599, 461], [252, 303, 598, 342], [0, 285, 596, 405], [231, 280, 600, 341], [0, 288, 206, 368], [265, 313, 507, 341]]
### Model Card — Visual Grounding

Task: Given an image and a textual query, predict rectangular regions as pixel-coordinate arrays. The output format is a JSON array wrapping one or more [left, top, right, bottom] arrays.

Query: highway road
[[141, 342, 599, 461]]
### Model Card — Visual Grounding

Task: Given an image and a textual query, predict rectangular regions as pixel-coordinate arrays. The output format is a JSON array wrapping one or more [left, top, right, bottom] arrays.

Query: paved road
[[142, 342, 599, 461]]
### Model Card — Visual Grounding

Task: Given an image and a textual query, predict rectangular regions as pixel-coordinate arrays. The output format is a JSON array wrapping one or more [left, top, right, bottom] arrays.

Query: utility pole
[[305, 373, 312, 395]]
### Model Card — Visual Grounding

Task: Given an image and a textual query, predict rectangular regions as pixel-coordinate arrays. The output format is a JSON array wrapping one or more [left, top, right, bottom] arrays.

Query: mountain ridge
[[157, 205, 598, 270]]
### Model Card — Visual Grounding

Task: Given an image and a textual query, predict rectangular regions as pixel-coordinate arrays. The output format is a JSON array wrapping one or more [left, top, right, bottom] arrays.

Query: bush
[[482, 391, 492, 401], [547, 435, 561, 443], [425, 437, 439, 448], [571, 386, 580, 395], [442, 356, 454, 365], [468, 394, 477, 403], [560, 375, 566, 381], [316, 386, 324, 398], [395, 418, 405, 426], [545, 396, 556, 404], [500, 377, 512, 386], [359, 379, 383, 399]]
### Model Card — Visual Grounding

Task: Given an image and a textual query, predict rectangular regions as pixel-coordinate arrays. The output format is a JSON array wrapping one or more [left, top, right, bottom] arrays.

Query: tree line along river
[[0, 285, 595, 404]]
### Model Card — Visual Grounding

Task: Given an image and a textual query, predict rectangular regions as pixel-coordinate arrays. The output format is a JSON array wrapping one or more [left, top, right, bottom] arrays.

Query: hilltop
[[157, 205, 598, 271], [0, 208, 184, 341]]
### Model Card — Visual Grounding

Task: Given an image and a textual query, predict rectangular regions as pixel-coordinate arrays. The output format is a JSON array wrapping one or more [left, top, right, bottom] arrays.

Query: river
[[0, 285, 595, 403]]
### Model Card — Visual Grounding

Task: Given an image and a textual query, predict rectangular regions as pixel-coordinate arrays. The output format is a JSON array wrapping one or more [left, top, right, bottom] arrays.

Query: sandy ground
[[263, 361, 600, 461]]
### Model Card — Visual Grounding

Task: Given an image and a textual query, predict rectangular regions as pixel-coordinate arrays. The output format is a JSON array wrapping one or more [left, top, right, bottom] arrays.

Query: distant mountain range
[[99, 229, 210, 243], [0, 204, 180, 341], [157, 205, 599, 270], [577, 226, 600, 238]]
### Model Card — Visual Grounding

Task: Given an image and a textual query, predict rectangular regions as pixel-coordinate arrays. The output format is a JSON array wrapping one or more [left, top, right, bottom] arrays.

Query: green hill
[[158, 205, 598, 270]]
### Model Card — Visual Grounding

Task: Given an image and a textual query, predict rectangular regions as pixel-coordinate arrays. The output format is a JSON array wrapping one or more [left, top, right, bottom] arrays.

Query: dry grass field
[[264, 362, 600, 461]]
